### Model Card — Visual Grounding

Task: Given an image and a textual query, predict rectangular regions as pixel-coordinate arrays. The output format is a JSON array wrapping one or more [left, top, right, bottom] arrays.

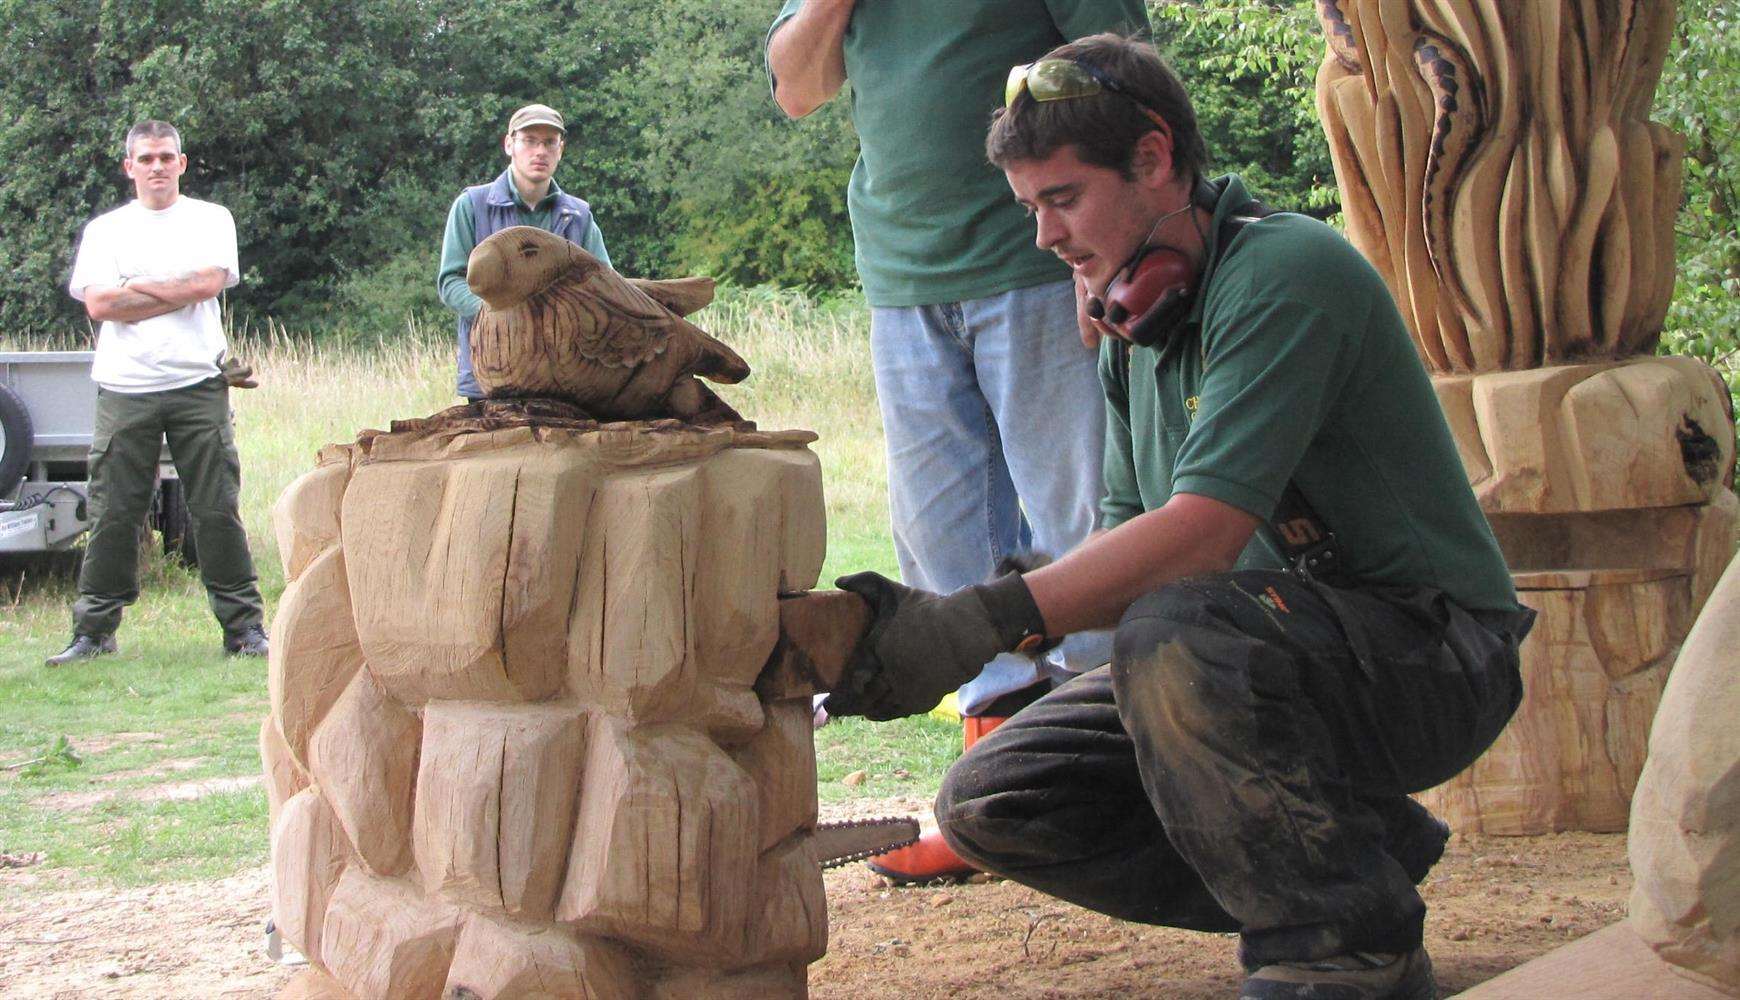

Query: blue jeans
[[870, 279, 1110, 716]]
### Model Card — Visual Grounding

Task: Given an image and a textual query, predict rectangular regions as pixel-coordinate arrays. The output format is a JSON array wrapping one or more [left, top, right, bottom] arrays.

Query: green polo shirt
[[436, 178, 611, 320], [1100, 176, 1518, 612], [769, 0, 1149, 307]]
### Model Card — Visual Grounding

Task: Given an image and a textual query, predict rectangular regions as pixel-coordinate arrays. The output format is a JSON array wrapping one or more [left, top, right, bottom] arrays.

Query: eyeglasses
[[514, 134, 563, 152], [1004, 59, 1169, 132]]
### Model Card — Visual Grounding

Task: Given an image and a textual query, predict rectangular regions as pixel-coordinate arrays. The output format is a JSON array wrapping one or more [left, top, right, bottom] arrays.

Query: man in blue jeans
[[768, 0, 1150, 883]]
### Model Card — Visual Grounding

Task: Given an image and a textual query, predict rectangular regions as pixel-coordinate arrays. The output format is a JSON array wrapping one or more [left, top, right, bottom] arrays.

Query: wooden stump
[[1417, 359, 1737, 834], [266, 416, 829, 998]]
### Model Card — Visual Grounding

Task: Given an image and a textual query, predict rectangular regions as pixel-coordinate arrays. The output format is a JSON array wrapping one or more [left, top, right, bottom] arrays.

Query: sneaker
[[1240, 946, 1436, 1000], [45, 634, 118, 667], [224, 625, 269, 657]]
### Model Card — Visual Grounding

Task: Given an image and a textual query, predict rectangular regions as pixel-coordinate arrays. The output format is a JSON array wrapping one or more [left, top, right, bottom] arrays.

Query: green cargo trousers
[[72, 377, 264, 639]]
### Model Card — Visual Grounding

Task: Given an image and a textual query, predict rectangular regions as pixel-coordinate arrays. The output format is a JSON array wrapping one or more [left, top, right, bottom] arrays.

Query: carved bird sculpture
[[465, 226, 749, 422]]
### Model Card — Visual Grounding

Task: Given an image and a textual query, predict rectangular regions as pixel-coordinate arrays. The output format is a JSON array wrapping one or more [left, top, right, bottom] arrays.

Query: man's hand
[[1074, 271, 1114, 350], [219, 355, 258, 389], [823, 570, 1049, 722]]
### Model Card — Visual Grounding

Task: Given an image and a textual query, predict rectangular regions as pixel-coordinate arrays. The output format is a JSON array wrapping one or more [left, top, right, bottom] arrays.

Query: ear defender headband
[[1088, 178, 1220, 348]]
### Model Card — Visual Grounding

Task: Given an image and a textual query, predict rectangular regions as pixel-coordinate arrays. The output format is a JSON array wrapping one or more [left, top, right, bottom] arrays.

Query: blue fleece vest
[[456, 170, 594, 398]]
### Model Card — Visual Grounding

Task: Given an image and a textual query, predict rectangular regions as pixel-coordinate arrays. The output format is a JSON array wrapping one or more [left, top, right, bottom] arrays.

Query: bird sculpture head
[[466, 226, 600, 310]]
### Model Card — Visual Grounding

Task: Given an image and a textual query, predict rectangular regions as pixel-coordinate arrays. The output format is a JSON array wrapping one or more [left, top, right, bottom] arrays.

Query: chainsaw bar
[[812, 816, 920, 869]]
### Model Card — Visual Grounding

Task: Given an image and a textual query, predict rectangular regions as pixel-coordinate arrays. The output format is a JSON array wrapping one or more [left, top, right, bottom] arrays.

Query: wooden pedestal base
[[266, 419, 830, 998]]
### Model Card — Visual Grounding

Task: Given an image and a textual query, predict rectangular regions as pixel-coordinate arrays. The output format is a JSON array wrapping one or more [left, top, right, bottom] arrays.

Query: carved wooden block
[[1630, 553, 1740, 991], [556, 720, 759, 964], [260, 716, 308, 836], [307, 669, 419, 876], [733, 700, 819, 852], [271, 789, 349, 966], [320, 869, 462, 999], [269, 418, 831, 998], [272, 450, 356, 583], [1416, 358, 1738, 834], [413, 703, 585, 919], [268, 546, 363, 771], [443, 916, 634, 1000], [341, 450, 588, 705], [1433, 359, 1736, 514]]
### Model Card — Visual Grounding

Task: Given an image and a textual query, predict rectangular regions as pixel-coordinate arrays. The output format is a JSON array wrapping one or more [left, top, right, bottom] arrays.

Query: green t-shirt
[[770, 0, 1149, 307], [1100, 176, 1519, 612], [436, 177, 611, 320]]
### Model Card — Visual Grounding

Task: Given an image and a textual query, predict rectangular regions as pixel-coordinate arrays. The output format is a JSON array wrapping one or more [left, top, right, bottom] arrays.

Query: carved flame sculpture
[[1315, 0, 1682, 371]]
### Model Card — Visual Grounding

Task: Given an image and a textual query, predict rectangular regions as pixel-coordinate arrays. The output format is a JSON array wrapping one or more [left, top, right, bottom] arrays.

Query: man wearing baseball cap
[[437, 103, 612, 401]]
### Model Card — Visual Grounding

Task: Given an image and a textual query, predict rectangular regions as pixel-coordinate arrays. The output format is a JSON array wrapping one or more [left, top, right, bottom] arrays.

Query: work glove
[[823, 570, 1053, 722], [219, 355, 258, 389]]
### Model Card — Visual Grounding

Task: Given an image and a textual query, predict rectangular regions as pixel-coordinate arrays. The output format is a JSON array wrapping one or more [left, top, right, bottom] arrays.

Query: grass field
[[0, 288, 962, 891]]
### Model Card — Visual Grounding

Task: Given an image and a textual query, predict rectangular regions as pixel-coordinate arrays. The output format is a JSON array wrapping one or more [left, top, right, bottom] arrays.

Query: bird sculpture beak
[[466, 239, 513, 308]]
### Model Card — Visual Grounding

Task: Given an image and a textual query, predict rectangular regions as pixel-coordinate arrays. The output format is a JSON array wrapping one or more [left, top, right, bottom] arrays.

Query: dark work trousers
[[72, 377, 264, 638], [936, 569, 1530, 970]]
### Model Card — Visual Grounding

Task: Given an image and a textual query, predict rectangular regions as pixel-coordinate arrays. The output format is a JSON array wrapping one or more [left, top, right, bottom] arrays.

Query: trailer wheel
[[0, 385, 32, 495], [155, 478, 199, 568]]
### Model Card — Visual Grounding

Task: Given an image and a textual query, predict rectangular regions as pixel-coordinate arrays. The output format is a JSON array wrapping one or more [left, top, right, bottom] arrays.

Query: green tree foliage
[[1655, 0, 1740, 402], [593, 0, 858, 291], [1149, 1, 1338, 214], [0, 0, 1731, 359]]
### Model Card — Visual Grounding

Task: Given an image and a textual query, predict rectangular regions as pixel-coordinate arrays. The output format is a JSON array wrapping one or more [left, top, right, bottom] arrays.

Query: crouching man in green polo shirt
[[822, 34, 1534, 1000]]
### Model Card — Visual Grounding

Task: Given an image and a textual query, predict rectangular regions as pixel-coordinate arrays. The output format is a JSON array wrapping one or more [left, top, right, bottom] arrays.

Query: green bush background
[[0, 0, 1733, 398]]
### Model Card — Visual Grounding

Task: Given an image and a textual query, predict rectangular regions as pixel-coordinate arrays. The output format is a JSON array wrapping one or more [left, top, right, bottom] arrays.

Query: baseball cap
[[507, 104, 566, 134]]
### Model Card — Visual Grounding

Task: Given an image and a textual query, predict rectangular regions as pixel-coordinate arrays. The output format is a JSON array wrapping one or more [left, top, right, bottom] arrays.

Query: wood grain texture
[[1314, 1, 1681, 370], [412, 703, 586, 920], [466, 227, 748, 421], [319, 869, 462, 1000], [442, 916, 635, 1000], [270, 420, 828, 997]]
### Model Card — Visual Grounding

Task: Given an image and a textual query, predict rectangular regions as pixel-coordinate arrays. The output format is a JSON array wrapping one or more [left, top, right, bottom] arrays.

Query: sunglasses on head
[[1003, 59, 1170, 133]]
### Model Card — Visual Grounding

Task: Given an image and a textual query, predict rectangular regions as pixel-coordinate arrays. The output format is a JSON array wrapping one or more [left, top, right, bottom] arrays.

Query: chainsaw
[[756, 591, 921, 869]]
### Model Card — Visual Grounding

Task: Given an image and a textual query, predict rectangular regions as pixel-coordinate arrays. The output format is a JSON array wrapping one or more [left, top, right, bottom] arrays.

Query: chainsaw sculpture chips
[[265, 244, 845, 995], [1314, 0, 1738, 835]]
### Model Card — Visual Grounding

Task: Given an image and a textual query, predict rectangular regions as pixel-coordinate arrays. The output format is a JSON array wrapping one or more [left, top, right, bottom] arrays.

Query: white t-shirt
[[68, 196, 241, 393]]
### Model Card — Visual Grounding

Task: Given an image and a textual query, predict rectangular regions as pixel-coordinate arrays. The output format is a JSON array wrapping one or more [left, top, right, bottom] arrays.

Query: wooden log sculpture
[[1314, 0, 1740, 835], [1314, 0, 1681, 371], [265, 404, 837, 999], [466, 226, 750, 423], [1461, 552, 1740, 999]]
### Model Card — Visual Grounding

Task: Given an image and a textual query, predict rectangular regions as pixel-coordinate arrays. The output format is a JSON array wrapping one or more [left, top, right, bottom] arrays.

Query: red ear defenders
[[1087, 179, 1222, 348]]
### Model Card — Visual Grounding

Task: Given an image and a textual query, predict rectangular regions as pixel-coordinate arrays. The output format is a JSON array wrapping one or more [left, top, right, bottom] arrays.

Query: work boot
[[224, 624, 270, 657], [1240, 946, 1436, 1000], [45, 634, 118, 667], [866, 712, 1010, 884]]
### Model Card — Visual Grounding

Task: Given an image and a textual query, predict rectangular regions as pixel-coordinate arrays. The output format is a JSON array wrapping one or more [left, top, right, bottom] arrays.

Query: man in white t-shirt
[[50, 120, 268, 666]]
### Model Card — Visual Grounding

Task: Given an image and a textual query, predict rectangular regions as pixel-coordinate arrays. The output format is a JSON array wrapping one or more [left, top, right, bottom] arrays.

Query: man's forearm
[[768, 0, 854, 118], [127, 266, 228, 308], [84, 284, 196, 323], [1023, 493, 1261, 635]]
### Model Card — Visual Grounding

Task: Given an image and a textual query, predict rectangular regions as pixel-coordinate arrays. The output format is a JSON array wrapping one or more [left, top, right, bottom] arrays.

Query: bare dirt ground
[[0, 796, 1630, 999]]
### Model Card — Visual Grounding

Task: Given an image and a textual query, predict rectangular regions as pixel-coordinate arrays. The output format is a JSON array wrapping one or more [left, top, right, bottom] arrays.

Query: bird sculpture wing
[[552, 252, 749, 382]]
